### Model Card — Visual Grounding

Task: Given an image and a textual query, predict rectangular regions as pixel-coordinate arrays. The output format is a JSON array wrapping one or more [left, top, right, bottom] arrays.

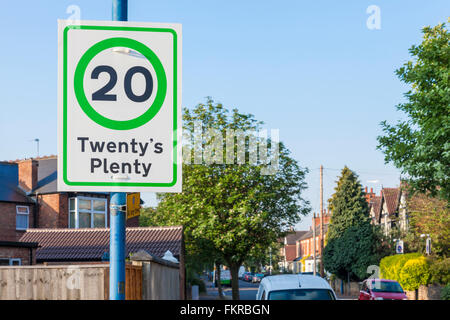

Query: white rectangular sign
[[57, 20, 182, 192]]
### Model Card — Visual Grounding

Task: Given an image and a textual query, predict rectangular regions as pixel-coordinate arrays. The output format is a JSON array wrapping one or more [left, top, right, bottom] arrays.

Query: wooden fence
[[0, 257, 180, 300]]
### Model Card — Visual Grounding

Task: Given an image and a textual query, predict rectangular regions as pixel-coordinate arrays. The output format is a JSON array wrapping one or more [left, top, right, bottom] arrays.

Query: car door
[[359, 281, 370, 300]]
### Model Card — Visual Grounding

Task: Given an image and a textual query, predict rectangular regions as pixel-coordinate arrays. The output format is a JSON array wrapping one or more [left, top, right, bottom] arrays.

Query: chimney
[[370, 187, 373, 194], [17, 159, 38, 193], [365, 186, 368, 193]]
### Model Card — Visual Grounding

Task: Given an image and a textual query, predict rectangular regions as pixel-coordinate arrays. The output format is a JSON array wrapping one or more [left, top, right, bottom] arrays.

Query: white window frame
[[16, 205, 29, 230], [68, 196, 107, 229], [10, 258, 21, 266]]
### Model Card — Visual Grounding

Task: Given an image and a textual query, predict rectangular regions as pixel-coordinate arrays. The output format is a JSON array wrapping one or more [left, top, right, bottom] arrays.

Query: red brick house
[[12, 156, 139, 229], [0, 161, 38, 265], [279, 230, 308, 272], [0, 155, 142, 265]]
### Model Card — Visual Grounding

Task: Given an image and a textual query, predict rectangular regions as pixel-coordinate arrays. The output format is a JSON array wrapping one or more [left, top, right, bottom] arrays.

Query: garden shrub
[[380, 253, 421, 281], [190, 277, 206, 293], [399, 256, 430, 291], [441, 284, 450, 300], [428, 256, 450, 285]]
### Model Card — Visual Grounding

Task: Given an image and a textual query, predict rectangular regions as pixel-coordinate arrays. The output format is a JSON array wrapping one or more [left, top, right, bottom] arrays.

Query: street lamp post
[[420, 234, 431, 255]]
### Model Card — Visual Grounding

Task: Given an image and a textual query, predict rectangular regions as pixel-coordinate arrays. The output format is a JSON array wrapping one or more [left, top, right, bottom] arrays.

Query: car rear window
[[370, 281, 404, 293], [268, 289, 335, 300]]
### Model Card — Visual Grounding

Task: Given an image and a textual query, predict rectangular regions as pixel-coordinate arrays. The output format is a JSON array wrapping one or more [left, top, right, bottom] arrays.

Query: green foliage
[[189, 277, 207, 294], [379, 253, 422, 281], [428, 256, 450, 285], [406, 192, 450, 257], [399, 256, 431, 291], [155, 98, 310, 299], [326, 167, 370, 242], [323, 222, 381, 281], [441, 284, 450, 300], [323, 167, 382, 281], [377, 20, 450, 201]]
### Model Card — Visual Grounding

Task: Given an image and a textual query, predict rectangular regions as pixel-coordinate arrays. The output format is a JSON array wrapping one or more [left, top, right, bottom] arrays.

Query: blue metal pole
[[110, 0, 128, 301]]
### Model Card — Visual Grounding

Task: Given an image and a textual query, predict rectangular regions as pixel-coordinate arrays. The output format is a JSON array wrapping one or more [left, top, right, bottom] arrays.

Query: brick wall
[[0, 246, 36, 265], [406, 285, 444, 300], [37, 194, 65, 228], [17, 159, 38, 192], [0, 202, 35, 241]]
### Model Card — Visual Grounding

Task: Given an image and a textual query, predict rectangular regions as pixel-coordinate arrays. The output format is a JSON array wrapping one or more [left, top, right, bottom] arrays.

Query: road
[[200, 279, 259, 300]]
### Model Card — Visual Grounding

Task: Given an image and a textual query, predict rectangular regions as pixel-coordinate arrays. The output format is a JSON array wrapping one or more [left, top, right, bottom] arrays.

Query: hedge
[[379, 253, 422, 281], [399, 256, 430, 291]]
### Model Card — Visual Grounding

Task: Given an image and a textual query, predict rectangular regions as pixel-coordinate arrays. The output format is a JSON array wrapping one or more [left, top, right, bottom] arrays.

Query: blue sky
[[0, 1, 448, 230]]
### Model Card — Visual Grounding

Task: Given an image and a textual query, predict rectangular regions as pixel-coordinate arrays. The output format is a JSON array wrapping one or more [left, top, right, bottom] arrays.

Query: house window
[[16, 206, 29, 230], [68, 197, 107, 229], [0, 258, 21, 266]]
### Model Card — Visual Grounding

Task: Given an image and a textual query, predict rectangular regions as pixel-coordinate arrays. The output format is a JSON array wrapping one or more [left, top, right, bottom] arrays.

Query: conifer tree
[[323, 167, 382, 281], [327, 166, 370, 242]]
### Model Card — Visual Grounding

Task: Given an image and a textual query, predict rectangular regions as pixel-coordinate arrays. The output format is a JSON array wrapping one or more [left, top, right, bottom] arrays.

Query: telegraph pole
[[109, 0, 128, 301], [313, 212, 316, 276], [320, 165, 324, 277]]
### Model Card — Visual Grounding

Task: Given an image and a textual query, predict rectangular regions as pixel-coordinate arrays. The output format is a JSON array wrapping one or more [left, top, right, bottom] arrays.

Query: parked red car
[[243, 272, 254, 282], [358, 279, 408, 300]]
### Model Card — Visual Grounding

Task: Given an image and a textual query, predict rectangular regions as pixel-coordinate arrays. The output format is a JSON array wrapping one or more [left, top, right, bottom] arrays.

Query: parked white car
[[256, 274, 337, 300]]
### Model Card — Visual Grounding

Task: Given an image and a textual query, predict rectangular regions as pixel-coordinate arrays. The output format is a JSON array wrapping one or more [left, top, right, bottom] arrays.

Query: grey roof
[[0, 162, 34, 203], [285, 230, 308, 245], [298, 224, 329, 241]]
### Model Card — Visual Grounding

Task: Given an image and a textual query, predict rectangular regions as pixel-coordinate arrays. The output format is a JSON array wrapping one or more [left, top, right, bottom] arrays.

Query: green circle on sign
[[74, 37, 167, 130]]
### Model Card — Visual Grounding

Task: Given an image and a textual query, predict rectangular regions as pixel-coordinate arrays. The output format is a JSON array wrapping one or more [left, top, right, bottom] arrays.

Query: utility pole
[[109, 0, 128, 301], [320, 165, 324, 277], [313, 212, 316, 276]]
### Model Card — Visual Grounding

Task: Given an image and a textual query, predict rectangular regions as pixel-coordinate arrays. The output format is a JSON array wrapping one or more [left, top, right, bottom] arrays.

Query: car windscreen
[[268, 289, 335, 300], [370, 281, 403, 293]]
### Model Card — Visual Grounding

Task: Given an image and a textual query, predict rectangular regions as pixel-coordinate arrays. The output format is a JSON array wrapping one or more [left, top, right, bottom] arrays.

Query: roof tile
[[19, 226, 183, 262]]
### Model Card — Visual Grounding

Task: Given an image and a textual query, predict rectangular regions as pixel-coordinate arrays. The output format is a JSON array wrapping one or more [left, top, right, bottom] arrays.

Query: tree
[[156, 98, 310, 299], [326, 167, 370, 241], [406, 192, 450, 256], [377, 20, 450, 201], [323, 167, 383, 281]]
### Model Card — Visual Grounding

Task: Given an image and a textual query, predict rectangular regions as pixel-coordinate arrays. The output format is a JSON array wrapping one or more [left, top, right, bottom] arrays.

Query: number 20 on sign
[[57, 20, 182, 193]]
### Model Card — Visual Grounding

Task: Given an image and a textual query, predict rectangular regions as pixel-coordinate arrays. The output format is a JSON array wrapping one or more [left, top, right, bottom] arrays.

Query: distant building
[[278, 230, 308, 272], [295, 211, 331, 273], [369, 186, 409, 236]]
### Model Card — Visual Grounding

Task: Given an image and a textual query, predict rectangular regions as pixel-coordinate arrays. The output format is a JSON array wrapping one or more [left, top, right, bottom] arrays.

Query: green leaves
[[377, 20, 450, 201], [323, 167, 380, 281], [154, 98, 310, 273]]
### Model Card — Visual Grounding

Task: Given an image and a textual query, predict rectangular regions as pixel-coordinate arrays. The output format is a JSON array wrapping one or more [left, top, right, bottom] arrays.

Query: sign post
[[110, 0, 127, 301], [57, 0, 182, 300]]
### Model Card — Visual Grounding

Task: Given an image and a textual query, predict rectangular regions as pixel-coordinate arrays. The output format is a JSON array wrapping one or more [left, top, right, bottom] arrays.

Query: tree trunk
[[215, 261, 224, 298], [229, 263, 240, 300]]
